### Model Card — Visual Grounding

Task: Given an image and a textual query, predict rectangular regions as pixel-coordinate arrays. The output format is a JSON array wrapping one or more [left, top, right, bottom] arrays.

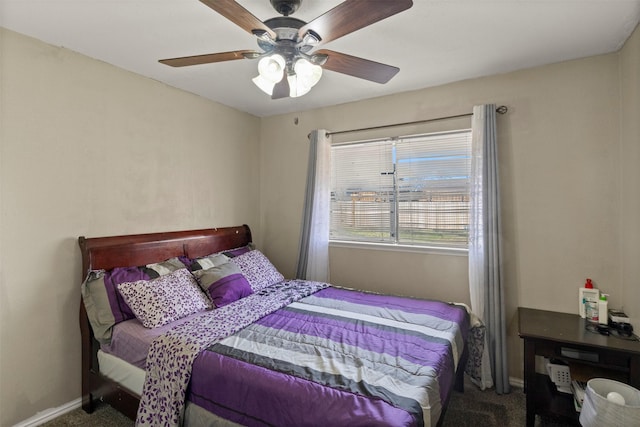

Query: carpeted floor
[[41, 380, 575, 426], [442, 380, 573, 427], [443, 382, 524, 426], [41, 403, 134, 427]]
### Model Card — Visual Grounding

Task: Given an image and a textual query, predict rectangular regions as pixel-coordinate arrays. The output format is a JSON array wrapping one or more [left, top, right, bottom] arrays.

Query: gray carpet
[[442, 380, 573, 427], [41, 403, 134, 427], [41, 380, 574, 426]]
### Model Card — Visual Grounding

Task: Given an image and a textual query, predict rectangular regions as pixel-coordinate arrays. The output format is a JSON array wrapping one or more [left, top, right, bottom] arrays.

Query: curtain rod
[[326, 105, 508, 137]]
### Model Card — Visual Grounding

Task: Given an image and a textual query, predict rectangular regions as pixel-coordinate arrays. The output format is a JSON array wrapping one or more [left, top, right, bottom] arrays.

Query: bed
[[79, 225, 470, 427]]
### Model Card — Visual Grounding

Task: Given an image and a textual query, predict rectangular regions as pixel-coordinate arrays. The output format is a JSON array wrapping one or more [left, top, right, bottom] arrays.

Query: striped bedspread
[[188, 286, 469, 427]]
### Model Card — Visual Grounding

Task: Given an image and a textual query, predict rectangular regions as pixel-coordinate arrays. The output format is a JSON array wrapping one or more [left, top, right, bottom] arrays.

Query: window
[[330, 130, 472, 249]]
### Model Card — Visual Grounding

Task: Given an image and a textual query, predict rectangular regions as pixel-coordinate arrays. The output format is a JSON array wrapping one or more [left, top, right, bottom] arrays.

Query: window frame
[[329, 129, 472, 254]]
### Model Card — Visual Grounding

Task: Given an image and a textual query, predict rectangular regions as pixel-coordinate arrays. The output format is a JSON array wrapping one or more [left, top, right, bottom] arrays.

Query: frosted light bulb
[[257, 54, 285, 83], [607, 391, 626, 405], [288, 58, 322, 97], [252, 75, 276, 95]]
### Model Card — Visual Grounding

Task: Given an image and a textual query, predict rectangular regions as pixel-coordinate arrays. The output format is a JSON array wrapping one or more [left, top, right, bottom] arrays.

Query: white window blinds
[[330, 130, 472, 248]]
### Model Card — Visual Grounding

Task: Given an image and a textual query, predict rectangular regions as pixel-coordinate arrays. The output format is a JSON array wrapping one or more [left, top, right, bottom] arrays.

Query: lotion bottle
[[598, 294, 609, 325], [579, 278, 599, 318]]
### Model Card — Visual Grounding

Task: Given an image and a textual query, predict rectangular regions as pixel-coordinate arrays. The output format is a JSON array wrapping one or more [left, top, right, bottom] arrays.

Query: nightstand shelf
[[518, 307, 640, 427], [531, 373, 578, 424]]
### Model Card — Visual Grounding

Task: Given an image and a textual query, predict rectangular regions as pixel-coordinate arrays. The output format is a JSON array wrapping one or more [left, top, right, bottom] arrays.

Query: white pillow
[[190, 253, 230, 271], [117, 268, 211, 328]]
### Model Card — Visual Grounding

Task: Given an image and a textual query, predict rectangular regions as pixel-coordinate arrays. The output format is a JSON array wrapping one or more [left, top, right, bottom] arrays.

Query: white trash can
[[579, 378, 640, 427]]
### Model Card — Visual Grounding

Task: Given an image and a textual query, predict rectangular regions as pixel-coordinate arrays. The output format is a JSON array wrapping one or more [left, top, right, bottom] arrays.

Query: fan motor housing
[[270, 0, 302, 16], [258, 17, 305, 50]]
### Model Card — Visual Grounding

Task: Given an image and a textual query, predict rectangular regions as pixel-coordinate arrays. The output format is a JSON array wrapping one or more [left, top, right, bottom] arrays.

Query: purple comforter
[[135, 281, 468, 427]]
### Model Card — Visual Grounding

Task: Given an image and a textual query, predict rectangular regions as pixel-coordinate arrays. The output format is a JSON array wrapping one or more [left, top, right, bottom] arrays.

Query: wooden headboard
[[79, 225, 252, 279], [78, 225, 252, 419]]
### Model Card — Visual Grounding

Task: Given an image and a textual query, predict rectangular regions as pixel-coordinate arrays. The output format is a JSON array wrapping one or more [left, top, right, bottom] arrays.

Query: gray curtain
[[296, 129, 331, 282], [469, 104, 510, 394]]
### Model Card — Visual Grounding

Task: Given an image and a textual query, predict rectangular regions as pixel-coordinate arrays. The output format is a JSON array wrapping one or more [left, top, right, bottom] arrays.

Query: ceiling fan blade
[[159, 50, 258, 67], [316, 49, 399, 84], [298, 0, 412, 46], [200, 0, 276, 39], [272, 74, 290, 99]]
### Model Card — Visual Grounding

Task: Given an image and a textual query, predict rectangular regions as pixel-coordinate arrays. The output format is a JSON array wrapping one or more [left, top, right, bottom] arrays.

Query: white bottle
[[598, 294, 608, 325], [579, 278, 599, 318]]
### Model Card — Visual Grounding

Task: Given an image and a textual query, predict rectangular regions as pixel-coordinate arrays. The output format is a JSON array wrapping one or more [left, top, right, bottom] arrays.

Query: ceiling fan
[[159, 0, 413, 99]]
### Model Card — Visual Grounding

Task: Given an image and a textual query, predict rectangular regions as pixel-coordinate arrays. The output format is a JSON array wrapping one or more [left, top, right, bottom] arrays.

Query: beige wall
[[0, 29, 261, 426], [260, 43, 628, 382], [620, 26, 640, 329]]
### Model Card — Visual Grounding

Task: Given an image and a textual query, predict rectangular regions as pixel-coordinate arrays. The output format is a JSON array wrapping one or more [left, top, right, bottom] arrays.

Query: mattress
[[102, 312, 203, 369], [98, 350, 145, 395]]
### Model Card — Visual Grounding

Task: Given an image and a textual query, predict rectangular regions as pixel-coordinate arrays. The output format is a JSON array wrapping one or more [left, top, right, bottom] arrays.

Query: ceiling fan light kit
[[251, 54, 322, 97], [160, 0, 413, 99]]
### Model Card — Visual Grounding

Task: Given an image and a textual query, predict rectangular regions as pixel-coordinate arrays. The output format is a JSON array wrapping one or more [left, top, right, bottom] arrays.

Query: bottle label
[[585, 301, 598, 322]]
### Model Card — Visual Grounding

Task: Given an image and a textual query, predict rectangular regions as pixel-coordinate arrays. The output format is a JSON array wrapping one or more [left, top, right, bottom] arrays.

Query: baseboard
[[13, 398, 82, 427], [509, 376, 524, 388]]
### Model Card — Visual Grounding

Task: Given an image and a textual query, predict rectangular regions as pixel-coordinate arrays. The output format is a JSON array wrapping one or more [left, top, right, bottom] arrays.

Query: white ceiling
[[1, 0, 639, 117]]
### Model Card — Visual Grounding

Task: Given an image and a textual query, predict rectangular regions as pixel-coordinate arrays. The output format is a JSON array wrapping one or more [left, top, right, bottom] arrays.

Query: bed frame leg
[[82, 393, 96, 414], [454, 343, 469, 392], [454, 363, 465, 392]]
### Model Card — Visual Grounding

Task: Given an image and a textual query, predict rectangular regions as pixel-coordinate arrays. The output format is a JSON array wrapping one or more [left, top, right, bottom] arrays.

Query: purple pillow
[[117, 269, 211, 328], [231, 250, 284, 292], [104, 267, 148, 324], [222, 245, 253, 258], [192, 262, 253, 307]]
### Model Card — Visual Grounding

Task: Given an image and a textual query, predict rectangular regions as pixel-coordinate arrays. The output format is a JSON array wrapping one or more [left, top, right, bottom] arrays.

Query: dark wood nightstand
[[518, 307, 640, 427]]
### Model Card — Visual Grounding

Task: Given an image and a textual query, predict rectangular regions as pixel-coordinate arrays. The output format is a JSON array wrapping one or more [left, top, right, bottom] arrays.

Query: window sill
[[329, 240, 468, 257]]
